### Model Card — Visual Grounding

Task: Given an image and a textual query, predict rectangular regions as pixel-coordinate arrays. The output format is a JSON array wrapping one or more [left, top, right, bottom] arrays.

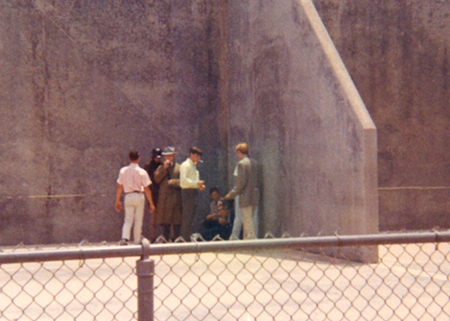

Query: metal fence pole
[[136, 238, 154, 321]]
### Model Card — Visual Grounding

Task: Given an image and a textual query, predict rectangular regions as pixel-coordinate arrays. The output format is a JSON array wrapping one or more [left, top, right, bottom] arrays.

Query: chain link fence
[[1, 231, 449, 320]]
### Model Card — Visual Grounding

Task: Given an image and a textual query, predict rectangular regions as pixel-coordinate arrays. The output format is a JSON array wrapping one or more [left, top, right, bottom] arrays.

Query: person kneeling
[[201, 187, 231, 240]]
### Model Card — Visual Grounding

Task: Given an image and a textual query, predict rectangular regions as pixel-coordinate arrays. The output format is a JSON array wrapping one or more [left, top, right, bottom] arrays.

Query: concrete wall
[[0, 0, 222, 245], [224, 0, 378, 257], [313, 0, 450, 230], [1, 0, 380, 252]]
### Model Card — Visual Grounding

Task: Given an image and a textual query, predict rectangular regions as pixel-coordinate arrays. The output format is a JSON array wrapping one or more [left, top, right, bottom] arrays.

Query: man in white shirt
[[179, 147, 205, 240], [115, 150, 156, 245]]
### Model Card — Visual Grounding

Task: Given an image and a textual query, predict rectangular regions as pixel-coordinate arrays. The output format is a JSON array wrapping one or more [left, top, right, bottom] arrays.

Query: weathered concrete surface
[[0, 0, 222, 245], [1, 0, 380, 251], [224, 0, 378, 256], [313, 0, 450, 230]]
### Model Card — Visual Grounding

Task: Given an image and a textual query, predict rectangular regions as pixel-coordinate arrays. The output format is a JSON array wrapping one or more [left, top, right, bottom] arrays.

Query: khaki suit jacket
[[154, 163, 182, 225]]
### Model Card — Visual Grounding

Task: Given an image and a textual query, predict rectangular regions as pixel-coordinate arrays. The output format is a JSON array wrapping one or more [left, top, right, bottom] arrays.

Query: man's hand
[[115, 184, 123, 212], [144, 186, 155, 215], [224, 194, 231, 200], [206, 213, 218, 220], [198, 180, 206, 191], [163, 159, 170, 169]]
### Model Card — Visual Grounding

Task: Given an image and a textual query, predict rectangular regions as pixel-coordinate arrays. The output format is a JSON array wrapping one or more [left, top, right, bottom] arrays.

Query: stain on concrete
[[0, 0, 222, 244]]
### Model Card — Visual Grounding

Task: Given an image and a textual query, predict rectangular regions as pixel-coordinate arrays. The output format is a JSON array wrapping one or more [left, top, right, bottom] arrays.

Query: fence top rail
[[0, 231, 449, 265]]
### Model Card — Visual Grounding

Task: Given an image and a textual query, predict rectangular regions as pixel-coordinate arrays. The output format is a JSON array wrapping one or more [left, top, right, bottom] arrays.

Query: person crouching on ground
[[201, 187, 231, 240]]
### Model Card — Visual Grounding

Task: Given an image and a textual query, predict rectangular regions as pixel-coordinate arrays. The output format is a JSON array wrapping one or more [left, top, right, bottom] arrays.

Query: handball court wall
[[222, 0, 377, 261], [0, 0, 378, 261]]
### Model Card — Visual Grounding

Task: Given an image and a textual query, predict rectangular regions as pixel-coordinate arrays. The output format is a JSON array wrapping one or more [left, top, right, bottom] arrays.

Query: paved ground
[[0, 242, 449, 320]]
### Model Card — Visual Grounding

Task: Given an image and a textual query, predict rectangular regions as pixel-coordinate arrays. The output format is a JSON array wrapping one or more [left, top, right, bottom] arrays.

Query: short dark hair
[[129, 150, 140, 161], [189, 147, 203, 156], [209, 187, 219, 195]]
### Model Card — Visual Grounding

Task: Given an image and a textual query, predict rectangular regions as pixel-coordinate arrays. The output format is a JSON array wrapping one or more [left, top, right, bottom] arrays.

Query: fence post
[[137, 238, 154, 321]]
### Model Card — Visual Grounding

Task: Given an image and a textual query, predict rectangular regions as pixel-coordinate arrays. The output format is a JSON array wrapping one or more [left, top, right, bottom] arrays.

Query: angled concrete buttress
[[223, 0, 378, 261]]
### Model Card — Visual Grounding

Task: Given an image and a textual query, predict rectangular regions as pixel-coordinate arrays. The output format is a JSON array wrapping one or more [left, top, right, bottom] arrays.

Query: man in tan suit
[[153, 146, 182, 242], [225, 143, 260, 239]]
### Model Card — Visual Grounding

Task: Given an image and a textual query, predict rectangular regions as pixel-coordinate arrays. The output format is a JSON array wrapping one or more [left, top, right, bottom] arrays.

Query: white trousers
[[241, 205, 257, 239], [122, 193, 145, 243], [232, 195, 258, 239]]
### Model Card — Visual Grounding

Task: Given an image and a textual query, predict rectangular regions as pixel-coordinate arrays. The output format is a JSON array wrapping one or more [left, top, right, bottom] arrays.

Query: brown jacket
[[154, 163, 182, 225]]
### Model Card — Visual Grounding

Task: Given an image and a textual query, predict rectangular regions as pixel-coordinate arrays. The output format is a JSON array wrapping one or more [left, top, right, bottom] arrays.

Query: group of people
[[114, 143, 260, 245]]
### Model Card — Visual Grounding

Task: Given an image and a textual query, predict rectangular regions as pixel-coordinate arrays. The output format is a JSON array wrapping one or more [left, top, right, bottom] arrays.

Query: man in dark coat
[[144, 148, 162, 207], [154, 146, 182, 242]]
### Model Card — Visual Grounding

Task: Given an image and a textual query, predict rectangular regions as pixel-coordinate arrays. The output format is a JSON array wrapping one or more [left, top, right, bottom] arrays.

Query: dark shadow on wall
[[251, 37, 289, 237]]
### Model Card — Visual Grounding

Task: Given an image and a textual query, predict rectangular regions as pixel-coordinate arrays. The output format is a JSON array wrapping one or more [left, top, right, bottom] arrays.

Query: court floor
[[0, 242, 449, 320]]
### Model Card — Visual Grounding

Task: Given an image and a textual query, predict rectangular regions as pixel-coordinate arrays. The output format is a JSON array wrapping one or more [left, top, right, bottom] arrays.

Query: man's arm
[[115, 184, 123, 212], [168, 164, 181, 187], [218, 209, 229, 226], [205, 213, 220, 220], [153, 164, 167, 184], [225, 161, 247, 199], [144, 185, 156, 214]]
